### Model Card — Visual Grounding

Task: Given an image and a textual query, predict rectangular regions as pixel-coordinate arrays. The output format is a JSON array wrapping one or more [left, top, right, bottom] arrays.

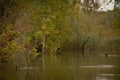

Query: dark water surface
[[0, 50, 120, 80]]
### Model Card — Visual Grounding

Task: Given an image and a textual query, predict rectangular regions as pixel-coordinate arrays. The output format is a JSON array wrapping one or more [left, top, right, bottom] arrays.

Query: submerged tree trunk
[[81, 37, 89, 53]]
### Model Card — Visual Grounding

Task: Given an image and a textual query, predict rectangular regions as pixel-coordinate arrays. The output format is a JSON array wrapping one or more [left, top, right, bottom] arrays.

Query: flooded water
[[0, 50, 120, 80]]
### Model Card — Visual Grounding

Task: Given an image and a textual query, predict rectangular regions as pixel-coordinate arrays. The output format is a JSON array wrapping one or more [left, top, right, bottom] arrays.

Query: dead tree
[[81, 37, 89, 53]]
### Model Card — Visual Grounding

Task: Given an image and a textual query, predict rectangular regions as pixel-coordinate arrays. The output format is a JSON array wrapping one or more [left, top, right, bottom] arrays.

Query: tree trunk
[[42, 30, 46, 54], [81, 37, 89, 53]]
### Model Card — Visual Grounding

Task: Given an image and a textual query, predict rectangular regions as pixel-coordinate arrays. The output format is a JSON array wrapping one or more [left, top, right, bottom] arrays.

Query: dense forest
[[0, 0, 120, 63]]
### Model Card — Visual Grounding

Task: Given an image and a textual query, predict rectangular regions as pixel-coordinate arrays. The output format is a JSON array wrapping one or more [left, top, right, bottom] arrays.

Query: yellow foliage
[[41, 24, 47, 30]]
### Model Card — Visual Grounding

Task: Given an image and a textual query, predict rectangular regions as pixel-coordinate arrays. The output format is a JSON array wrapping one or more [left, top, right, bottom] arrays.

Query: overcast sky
[[97, 0, 115, 12], [80, 0, 115, 12]]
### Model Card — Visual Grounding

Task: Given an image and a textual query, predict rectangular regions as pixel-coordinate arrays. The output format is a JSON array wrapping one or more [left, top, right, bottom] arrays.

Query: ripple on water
[[79, 65, 115, 69], [95, 74, 120, 80], [17, 67, 39, 70], [98, 74, 120, 76], [95, 76, 112, 80]]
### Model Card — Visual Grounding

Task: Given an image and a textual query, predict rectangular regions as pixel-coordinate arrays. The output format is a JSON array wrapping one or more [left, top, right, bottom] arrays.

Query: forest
[[0, 0, 120, 63]]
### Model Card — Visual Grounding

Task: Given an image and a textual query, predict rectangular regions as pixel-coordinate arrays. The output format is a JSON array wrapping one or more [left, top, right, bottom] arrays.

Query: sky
[[97, 0, 115, 12], [80, 0, 115, 12]]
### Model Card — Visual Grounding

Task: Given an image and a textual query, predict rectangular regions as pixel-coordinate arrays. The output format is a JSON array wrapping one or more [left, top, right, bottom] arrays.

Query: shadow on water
[[0, 50, 120, 80]]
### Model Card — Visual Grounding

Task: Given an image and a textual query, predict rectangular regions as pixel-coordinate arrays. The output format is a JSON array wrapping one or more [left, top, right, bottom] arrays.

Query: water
[[0, 50, 120, 80]]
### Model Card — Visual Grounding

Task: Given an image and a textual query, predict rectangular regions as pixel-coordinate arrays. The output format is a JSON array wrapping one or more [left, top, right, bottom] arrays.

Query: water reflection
[[0, 51, 120, 80], [98, 54, 120, 57]]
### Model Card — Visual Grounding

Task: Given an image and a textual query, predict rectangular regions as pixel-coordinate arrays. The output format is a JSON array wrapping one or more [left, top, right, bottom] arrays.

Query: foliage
[[0, 0, 120, 62]]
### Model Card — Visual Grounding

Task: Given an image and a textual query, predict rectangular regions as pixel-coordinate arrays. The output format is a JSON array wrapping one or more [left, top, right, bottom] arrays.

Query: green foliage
[[0, 40, 24, 61], [0, 0, 120, 62], [0, 24, 21, 62], [34, 31, 43, 41], [112, 10, 120, 35], [23, 36, 32, 44]]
